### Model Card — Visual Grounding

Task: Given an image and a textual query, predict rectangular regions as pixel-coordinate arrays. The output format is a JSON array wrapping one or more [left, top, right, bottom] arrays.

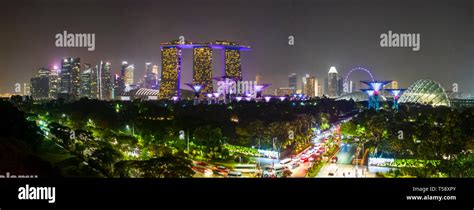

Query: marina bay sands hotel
[[159, 40, 251, 99]]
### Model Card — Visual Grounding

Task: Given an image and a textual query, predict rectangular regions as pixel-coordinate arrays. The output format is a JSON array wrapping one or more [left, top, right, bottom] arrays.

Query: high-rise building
[[97, 61, 113, 100], [60, 57, 81, 99], [324, 77, 328, 96], [193, 46, 213, 94], [153, 65, 160, 88], [113, 74, 125, 99], [124, 64, 134, 86], [224, 48, 242, 80], [30, 68, 50, 100], [49, 66, 60, 99], [80, 63, 95, 99], [90, 65, 98, 99], [159, 46, 182, 99], [274, 87, 294, 96], [255, 74, 262, 84], [302, 74, 318, 97], [337, 76, 343, 96], [388, 80, 399, 89], [327, 66, 338, 98], [288, 73, 297, 94], [144, 63, 158, 89]]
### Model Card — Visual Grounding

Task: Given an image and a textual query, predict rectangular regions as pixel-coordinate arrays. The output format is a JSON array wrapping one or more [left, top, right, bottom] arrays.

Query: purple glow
[[245, 93, 252, 98], [206, 93, 213, 98], [344, 67, 375, 84], [193, 85, 202, 92], [279, 96, 286, 101], [370, 82, 383, 92], [245, 97, 252, 101], [213, 92, 220, 98], [390, 90, 401, 96], [264, 96, 271, 102], [254, 85, 264, 92], [172, 96, 179, 101], [235, 96, 242, 102], [366, 90, 375, 96]]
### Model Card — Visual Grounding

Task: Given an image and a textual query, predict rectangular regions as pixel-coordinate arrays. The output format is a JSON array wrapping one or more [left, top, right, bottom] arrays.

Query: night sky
[[1, 0, 473, 94]]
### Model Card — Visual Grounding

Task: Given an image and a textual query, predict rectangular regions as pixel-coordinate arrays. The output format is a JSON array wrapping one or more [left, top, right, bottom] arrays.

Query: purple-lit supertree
[[254, 84, 271, 99], [185, 83, 204, 105], [360, 80, 392, 111], [385, 89, 406, 111]]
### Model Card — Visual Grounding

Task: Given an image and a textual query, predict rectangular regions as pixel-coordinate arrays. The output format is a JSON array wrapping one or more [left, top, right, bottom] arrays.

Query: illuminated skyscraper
[[212, 40, 250, 81], [144, 63, 158, 89], [302, 74, 318, 97], [113, 74, 125, 99], [98, 61, 113, 100], [255, 74, 262, 84], [288, 73, 297, 94], [193, 46, 213, 94], [49, 66, 60, 99], [158, 40, 250, 99], [159, 46, 182, 99], [327, 66, 338, 98], [60, 57, 81, 99], [30, 67, 50, 100], [388, 80, 399, 89], [80, 63, 93, 98], [224, 49, 242, 80], [337, 76, 343, 96], [124, 64, 134, 86], [153, 65, 160, 88]]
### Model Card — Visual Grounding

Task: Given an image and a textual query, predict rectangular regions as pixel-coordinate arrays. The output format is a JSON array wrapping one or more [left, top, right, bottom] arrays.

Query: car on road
[[299, 155, 310, 163], [290, 162, 300, 169], [331, 156, 338, 163], [227, 170, 242, 177], [192, 165, 213, 176], [212, 166, 230, 176], [279, 158, 292, 165]]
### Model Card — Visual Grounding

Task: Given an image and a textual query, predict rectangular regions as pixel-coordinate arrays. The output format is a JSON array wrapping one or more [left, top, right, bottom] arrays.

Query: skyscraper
[[255, 74, 262, 84], [98, 61, 113, 100], [337, 76, 343, 96], [124, 64, 134, 87], [288, 73, 297, 94], [193, 46, 213, 94], [327, 66, 338, 98], [388, 80, 399, 89], [49, 66, 60, 99], [302, 74, 318, 97], [153, 65, 160, 88], [159, 46, 182, 99], [60, 57, 81, 99], [80, 63, 93, 98], [113, 74, 125, 99], [144, 62, 158, 89], [30, 67, 50, 100]]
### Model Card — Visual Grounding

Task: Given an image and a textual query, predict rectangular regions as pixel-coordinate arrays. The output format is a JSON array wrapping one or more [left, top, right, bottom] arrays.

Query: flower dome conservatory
[[399, 79, 450, 107]]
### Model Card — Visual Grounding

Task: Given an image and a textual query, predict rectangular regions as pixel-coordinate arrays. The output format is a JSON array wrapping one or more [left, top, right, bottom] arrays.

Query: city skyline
[[1, 0, 473, 95]]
